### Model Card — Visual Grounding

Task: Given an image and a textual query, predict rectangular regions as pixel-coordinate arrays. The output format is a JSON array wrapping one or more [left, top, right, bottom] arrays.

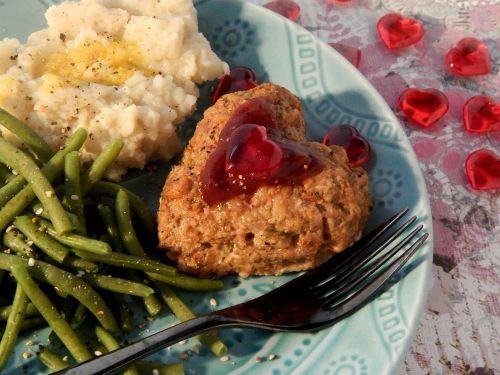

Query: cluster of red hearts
[[377, 14, 499, 191], [258, 0, 499, 191], [212, 68, 372, 167]]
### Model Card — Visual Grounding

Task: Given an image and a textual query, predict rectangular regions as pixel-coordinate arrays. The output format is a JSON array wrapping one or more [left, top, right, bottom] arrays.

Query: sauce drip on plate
[[201, 98, 323, 205]]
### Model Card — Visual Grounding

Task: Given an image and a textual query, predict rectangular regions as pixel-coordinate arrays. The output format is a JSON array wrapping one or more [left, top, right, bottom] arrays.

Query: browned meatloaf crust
[[157, 83, 372, 277]]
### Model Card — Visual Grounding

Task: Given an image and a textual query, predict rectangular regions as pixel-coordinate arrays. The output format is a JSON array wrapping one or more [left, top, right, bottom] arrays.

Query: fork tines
[[326, 231, 428, 316], [305, 208, 428, 310]]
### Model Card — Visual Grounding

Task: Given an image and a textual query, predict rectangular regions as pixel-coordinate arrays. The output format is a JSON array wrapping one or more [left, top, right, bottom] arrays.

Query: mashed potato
[[0, 0, 228, 179]]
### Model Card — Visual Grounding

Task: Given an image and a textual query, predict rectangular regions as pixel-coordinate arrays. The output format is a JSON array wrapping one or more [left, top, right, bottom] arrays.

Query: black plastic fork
[[58, 208, 428, 375]]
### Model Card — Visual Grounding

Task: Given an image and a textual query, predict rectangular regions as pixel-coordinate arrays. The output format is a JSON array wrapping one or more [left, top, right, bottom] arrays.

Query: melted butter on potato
[[0, 78, 23, 109], [42, 40, 154, 87], [0, 78, 16, 103]]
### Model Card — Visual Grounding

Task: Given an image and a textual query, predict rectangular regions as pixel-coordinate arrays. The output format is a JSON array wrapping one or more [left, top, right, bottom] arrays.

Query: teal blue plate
[[0, 1, 432, 374]]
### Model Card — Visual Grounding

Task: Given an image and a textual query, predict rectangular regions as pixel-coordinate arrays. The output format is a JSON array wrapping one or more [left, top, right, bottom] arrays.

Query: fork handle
[[56, 314, 234, 375]]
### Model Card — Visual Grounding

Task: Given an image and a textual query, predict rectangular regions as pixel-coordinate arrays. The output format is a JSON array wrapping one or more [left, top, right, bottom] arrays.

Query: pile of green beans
[[0, 112, 227, 373]]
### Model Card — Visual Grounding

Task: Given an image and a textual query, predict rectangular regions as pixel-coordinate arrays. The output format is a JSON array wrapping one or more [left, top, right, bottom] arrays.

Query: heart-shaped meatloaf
[[158, 83, 372, 277]]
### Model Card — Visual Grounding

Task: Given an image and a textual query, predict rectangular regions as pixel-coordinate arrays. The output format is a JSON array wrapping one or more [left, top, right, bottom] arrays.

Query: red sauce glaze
[[211, 67, 258, 104], [201, 98, 323, 205]]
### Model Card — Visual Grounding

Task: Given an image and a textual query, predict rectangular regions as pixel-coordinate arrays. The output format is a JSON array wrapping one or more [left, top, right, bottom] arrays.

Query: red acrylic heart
[[263, 0, 301, 22], [212, 66, 258, 104], [322, 125, 371, 167], [398, 88, 449, 127], [463, 95, 500, 133], [226, 124, 283, 177], [445, 38, 491, 77], [377, 13, 424, 49], [229, 66, 257, 82], [465, 149, 500, 190], [329, 43, 361, 68]]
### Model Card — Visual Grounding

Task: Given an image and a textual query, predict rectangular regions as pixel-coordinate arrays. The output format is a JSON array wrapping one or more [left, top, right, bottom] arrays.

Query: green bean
[[85, 337, 108, 356], [142, 294, 163, 317], [54, 287, 68, 299], [0, 302, 38, 321], [81, 140, 124, 195], [0, 285, 29, 369], [38, 346, 69, 371], [0, 164, 13, 184], [115, 189, 154, 259], [0, 108, 53, 162], [30, 201, 81, 228], [198, 333, 230, 358], [117, 191, 188, 317], [29, 201, 50, 219], [97, 203, 123, 250], [64, 151, 86, 234], [46, 297, 77, 348], [48, 329, 64, 349], [96, 200, 163, 317], [72, 250, 176, 276], [112, 295, 132, 333], [152, 282, 227, 357], [0, 175, 27, 208], [94, 325, 119, 351], [54, 285, 71, 298], [0, 253, 118, 333], [3, 229, 36, 258], [115, 191, 159, 262], [14, 215, 69, 263], [0, 138, 71, 234], [19, 316, 46, 331], [148, 272, 224, 292], [11, 264, 92, 363], [97, 201, 218, 291], [0, 128, 87, 232], [63, 256, 99, 274], [61, 297, 78, 322], [120, 192, 195, 315], [98, 233, 111, 244], [96, 200, 164, 316], [38, 218, 111, 255], [92, 181, 155, 237], [71, 304, 87, 325], [82, 274, 154, 297], [129, 271, 163, 317], [95, 325, 139, 375], [135, 361, 184, 375]]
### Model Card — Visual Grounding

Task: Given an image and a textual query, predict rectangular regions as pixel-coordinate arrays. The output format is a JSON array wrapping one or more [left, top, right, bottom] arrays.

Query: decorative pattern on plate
[[252, 282, 275, 294], [327, 354, 368, 375], [372, 287, 408, 359], [285, 23, 407, 151], [211, 19, 255, 59], [371, 168, 404, 209]]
